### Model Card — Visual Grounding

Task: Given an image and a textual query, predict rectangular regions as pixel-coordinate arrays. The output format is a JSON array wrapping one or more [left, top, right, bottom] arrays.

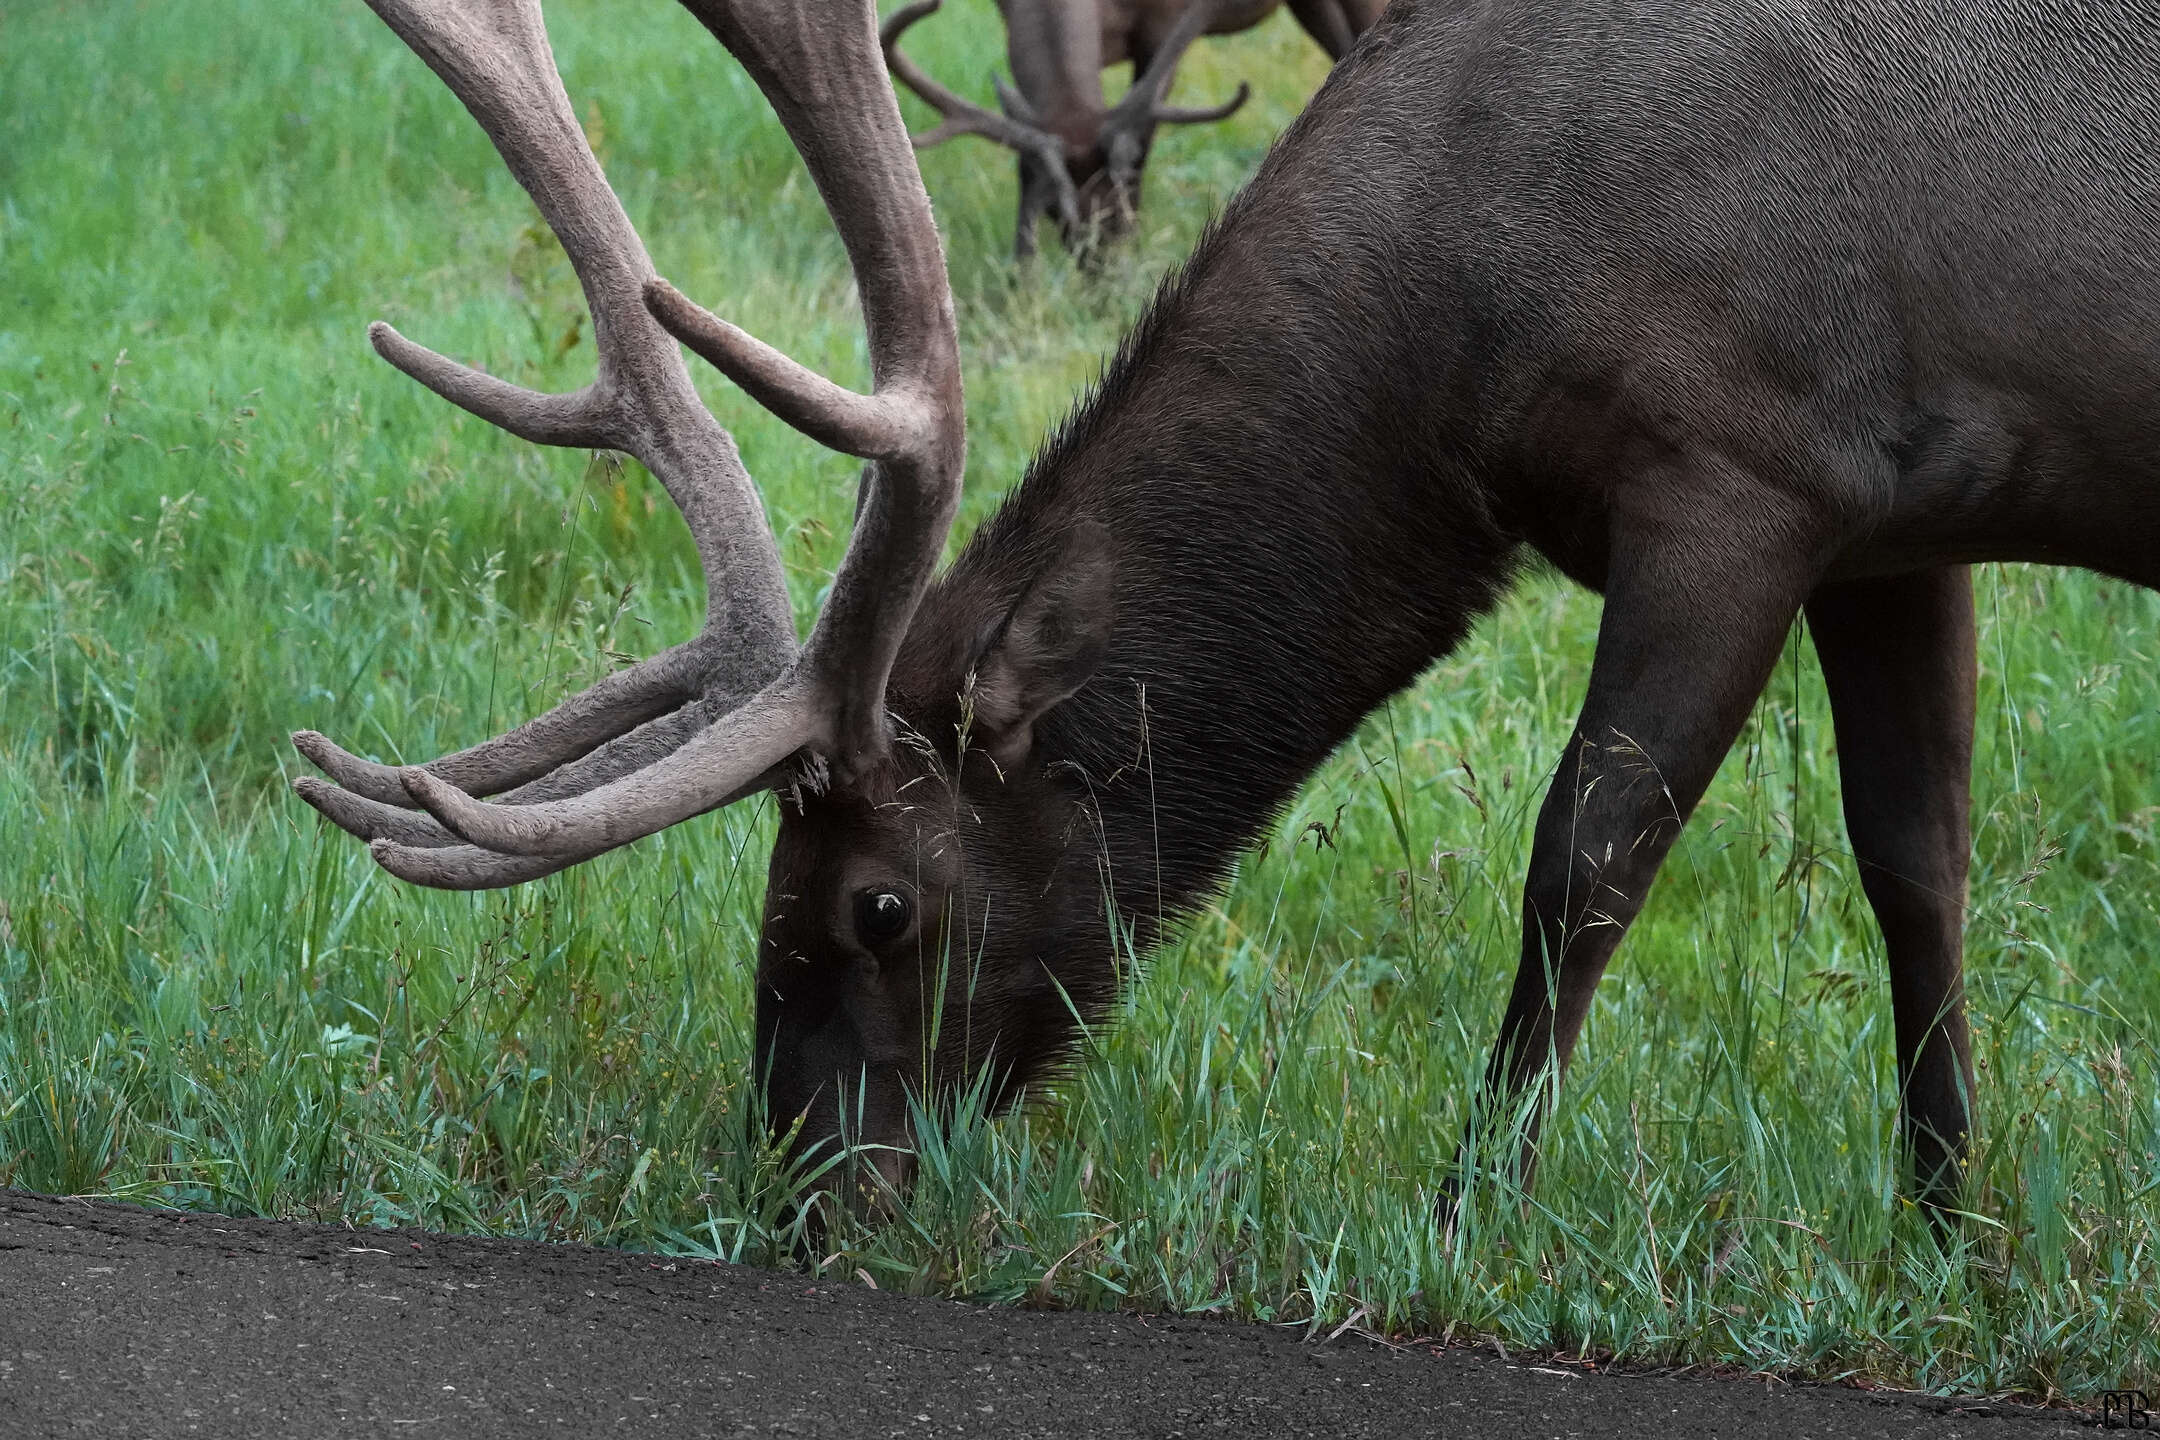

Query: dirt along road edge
[[0, 1189, 2085, 1439]]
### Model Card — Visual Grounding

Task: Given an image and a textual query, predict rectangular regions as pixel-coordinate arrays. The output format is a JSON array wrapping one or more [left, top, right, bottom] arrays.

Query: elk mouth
[[773, 1100, 919, 1249], [811, 1131, 917, 1220]]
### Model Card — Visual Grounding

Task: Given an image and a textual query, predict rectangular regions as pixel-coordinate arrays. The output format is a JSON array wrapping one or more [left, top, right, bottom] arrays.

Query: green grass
[[5, 0, 2159, 1405]]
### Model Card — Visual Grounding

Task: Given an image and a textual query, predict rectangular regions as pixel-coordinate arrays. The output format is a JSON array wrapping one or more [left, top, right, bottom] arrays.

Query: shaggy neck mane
[[909, 185, 1519, 952]]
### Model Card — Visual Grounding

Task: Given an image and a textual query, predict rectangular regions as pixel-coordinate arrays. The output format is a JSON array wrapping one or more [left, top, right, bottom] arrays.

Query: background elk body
[[298, 0, 2160, 1217], [884, 0, 1385, 255]]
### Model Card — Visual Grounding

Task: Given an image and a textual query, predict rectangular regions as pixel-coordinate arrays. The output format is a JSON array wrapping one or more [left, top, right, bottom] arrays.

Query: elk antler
[[880, 0, 1248, 255], [293, 0, 964, 890], [1100, 0, 1251, 150], [879, 0, 1082, 241]]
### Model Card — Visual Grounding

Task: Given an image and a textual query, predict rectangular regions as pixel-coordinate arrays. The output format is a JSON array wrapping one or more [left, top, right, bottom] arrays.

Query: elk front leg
[[1805, 567, 1977, 1216], [1460, 518, 1824, 1192]]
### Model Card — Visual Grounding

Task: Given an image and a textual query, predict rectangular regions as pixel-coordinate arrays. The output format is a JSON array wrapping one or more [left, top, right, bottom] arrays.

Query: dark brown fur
[[758, 0, 2160, 1216]]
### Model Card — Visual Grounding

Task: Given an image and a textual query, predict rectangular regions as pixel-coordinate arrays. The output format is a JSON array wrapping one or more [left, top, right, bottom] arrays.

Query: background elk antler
[[883, 0, 1263, 257], [291, 0, 964, 890]]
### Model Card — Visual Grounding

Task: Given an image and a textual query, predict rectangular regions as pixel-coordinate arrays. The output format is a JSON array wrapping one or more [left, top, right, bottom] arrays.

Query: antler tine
[[295, 777, 462, 849], [879, 0, 1054, 153], [358, 689, 796, 892], [293, 676, 760, 852], [993, 74, 1044, 127], [297, 0, 971, 869], [1106, 0, 1248, 131], [292, 633, 714, 806], [371, 837, 590, 889], [295, 0, 798, 817], [1154, 82, 1251, 126], [365, 737, 781, 890], [365, 320, 610, 448], [399, 682, 807, 855], [665, 0, 968, 763], [309, 695, 788, 886]]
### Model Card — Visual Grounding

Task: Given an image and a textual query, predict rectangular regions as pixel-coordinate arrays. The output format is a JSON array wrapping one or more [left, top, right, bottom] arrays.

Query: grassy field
[[5, 0, 2159, 1403]]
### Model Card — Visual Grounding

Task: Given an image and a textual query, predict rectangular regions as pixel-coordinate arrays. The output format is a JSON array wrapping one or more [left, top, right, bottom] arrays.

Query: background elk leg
[[1806, 566, 1978, 1216], [1459, 492, 1831, 1193]]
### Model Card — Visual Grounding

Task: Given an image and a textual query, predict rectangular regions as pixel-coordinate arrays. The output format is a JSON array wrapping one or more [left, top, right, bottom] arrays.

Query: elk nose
[[784, 1126, 914, 1243], [865, 1139, 916, 1200]]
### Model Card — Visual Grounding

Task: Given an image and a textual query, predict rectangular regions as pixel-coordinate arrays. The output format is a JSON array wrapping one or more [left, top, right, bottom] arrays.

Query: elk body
[[883, 0, 1385, 256], [297, 0, 2160, 1221]]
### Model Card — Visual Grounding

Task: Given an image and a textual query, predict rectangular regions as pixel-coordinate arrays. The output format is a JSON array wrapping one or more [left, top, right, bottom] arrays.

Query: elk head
[[881, 0, 1251, 258], [291, 0, 1114, 1215], [755, 517, 1120, 1204]]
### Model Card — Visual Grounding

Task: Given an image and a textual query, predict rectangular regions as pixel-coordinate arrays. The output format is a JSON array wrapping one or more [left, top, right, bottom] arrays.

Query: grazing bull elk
[[882, 0, 1384, 256], [297, 0, 2160, 1220]]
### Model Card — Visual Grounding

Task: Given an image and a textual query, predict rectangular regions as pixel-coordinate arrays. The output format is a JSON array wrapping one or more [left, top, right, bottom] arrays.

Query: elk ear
[[968, 521, 1115, 770]]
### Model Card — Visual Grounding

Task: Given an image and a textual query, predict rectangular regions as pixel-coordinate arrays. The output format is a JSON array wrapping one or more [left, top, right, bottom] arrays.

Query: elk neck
[[902, 194, 1522, 951], [1002, 0, 1107, 139]]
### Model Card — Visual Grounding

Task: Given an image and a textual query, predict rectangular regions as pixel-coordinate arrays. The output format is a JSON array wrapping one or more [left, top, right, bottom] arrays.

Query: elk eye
[[854, 889, 912, 945]]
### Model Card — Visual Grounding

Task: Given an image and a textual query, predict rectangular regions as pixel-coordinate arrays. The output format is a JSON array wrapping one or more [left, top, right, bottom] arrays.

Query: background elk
[[295, 0, 2160, 1225], [882, 0, 1384, 256]]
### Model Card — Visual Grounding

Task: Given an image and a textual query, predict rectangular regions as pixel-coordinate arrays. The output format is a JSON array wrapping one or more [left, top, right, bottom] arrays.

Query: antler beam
[[294, 0, 964, 888]]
